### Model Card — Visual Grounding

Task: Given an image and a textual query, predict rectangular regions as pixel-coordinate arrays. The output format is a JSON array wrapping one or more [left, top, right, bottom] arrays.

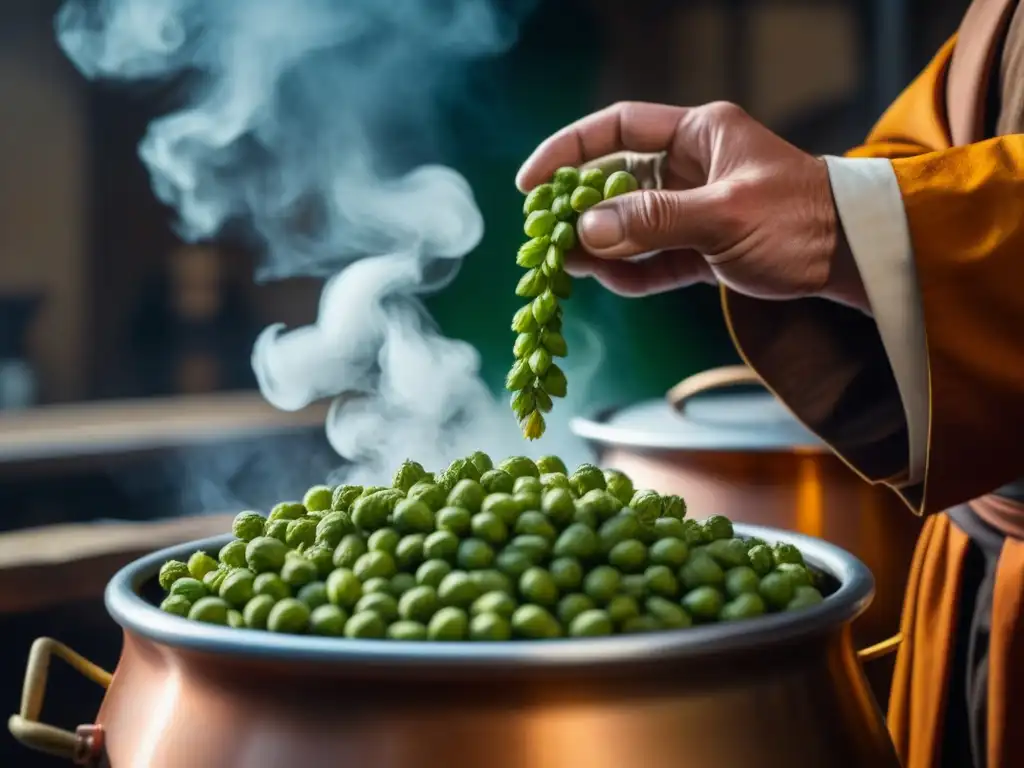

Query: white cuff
[[824, 156, 928, 487]]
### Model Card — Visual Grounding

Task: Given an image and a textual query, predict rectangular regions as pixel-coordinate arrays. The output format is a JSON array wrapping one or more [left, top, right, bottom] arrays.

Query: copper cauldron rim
[[104, 524, 873, 673]]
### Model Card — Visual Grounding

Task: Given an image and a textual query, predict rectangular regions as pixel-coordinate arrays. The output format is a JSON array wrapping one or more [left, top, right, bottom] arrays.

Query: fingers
[[565, 249, 713, 297], [579, 151, 665, 191], [517, 102, 706, 192], [576, 186, 733, 259], [520, 101, 720, 191]]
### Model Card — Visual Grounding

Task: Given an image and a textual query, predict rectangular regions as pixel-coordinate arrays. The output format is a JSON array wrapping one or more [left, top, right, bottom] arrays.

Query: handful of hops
[[156, 453, 824, 640], [507, 167, 640, 440]]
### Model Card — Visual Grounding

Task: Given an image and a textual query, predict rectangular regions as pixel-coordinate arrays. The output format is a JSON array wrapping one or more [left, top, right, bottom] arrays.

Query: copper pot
[[571, 365, 922, 703], [9, 525, 899, 768]]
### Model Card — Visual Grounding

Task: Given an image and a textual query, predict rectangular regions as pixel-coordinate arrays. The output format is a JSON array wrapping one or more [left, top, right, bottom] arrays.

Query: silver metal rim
[[105, 523, 873, 670], [570, 407, 826, 454]]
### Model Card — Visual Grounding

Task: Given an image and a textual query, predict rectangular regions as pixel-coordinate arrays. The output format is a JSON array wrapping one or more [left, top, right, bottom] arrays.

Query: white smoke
[[56, 0, 599, 486]]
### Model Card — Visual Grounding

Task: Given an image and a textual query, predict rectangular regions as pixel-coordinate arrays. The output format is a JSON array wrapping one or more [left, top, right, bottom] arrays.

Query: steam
[[56, 0, 598, 487]]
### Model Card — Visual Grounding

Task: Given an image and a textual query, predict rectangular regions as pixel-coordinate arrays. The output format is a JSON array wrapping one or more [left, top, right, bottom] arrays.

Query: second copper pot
[[571, 366, 923, 705]]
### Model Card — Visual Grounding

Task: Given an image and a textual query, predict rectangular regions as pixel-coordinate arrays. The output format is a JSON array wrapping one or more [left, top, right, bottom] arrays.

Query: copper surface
[[9, 525, 899, 767], [94, 627, 898, 768], [599, 447, 921, 703]]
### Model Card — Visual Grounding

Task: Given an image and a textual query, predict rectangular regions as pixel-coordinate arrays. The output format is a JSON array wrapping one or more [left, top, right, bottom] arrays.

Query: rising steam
[[55, 0, 598, 486]]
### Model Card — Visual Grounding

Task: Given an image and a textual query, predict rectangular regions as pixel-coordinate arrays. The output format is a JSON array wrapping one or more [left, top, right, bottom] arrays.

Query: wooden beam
[[0, 515, 234, 615], [0, 391, 329, 466]]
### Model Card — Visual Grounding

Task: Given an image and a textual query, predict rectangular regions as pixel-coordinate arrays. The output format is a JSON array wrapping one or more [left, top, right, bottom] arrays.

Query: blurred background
[[0, 0, 966, 764]]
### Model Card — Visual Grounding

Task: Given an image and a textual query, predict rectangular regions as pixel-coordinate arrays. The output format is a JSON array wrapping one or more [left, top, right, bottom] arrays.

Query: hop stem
[[507, 167, 639, 440]]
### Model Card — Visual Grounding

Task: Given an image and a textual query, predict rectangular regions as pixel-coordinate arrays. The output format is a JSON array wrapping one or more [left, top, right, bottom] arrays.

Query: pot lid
[[571, 366, 825, 453]]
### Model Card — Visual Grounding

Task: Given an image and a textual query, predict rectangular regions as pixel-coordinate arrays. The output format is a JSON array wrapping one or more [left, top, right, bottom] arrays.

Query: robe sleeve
[[719, 38, 959, 513], [887, 134, 1024, 513], [844, 37, 956, 160]]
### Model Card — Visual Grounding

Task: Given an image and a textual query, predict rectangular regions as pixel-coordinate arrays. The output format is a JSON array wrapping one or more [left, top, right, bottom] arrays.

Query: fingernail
[[579, 208, 623, 249]]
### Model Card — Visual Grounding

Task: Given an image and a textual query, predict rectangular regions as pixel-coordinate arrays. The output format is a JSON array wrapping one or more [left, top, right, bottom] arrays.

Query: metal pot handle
[[666, 365, 763, 412], [857, 633, 903, 662], [7, 637, 110, 765]]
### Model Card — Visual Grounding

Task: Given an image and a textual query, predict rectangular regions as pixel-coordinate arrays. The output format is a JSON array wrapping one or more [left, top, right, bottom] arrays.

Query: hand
[[516, 101, 867, 309]]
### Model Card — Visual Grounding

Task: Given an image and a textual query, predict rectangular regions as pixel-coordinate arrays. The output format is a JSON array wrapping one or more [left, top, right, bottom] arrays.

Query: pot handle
[[857, 632, 903, 662], [7, 637, 110, 765], [667, 365, 763, 412]]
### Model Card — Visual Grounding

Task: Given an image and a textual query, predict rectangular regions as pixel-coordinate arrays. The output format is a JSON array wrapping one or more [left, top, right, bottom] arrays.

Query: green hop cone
[[524, 210, 557, 238], [331, 485, 362, 512], [285, 517, 317, 549], [534, 389, 553, 413], [541, 364, 568, 398], [516, 236, 550, 268], [540, 329, 567, 357], [187, 551, 220, 581], [551, 194, 573, 220], [550, 222, 576, 251], [523, 184, 555, 215], [580, 167, 606, 191], [268, 501, 305, 522], [603, 170, 640, 199], [511, 303, 539, 333], [443, 457, 482, 485], [513, 332, 539, 359], [407, 481, 446, 511], [160, 594, 192, 618], [772, 542, 805, 567], [505, 358, 533, 392], [510, 388, 536, 421], [522, 410, 546, 441], [158, 560, 191, 592], [392, 460, 428, 492], [515, 268, 547, 298], [303, 485, 334, 512], [219, 540, 248, 569], [543, 245, 566, 276], [552, 167, 581, 194], [661, 494, 687, 519], [468, 451, 493, 474], [528, 346, 552, 376], [703, 515, 734, 541], [232, 511, 266, 542], [315, 511, 355, 548], [532, 290, 558, 325], [189, 597, 231, 626], [570, 185, 602, 213], [604, 470, 635, 507], [536, 455, 568, 475], [549, 270, 573, 299]]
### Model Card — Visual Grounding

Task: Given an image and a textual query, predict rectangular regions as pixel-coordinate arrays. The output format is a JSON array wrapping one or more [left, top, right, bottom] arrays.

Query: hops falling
[[506, 167, 640, 440]]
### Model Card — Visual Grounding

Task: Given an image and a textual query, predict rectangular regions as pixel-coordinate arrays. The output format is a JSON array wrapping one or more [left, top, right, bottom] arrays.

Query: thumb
[[577, 187, 728, 259]]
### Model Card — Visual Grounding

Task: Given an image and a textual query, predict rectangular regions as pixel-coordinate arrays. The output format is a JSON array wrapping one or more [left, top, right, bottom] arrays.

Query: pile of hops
[[156, 452, 823, 641], [506, 168, 640, 439]]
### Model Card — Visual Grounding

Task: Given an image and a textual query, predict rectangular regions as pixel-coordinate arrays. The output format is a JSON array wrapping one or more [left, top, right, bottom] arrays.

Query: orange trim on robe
[[719, 30, 1024, 768], [887, 515, 970, 768], [987, 538, 1024, 768]]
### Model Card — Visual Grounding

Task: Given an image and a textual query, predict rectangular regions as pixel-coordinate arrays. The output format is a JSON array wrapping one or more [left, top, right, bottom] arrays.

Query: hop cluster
[[156, 453, 824, 641], [506, 167, 640, 440]]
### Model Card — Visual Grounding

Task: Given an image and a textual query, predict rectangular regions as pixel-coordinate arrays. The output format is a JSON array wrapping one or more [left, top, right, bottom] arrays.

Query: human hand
[[516, 101, 866, 309]]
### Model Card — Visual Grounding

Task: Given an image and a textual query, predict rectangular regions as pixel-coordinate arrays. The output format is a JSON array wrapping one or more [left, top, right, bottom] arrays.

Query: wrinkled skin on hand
[[516, 101, 867, 311]]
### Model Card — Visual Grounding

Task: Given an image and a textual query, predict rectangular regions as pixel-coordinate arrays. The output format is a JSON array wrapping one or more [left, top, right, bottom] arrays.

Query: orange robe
[[720, 27, 1024, 768]]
